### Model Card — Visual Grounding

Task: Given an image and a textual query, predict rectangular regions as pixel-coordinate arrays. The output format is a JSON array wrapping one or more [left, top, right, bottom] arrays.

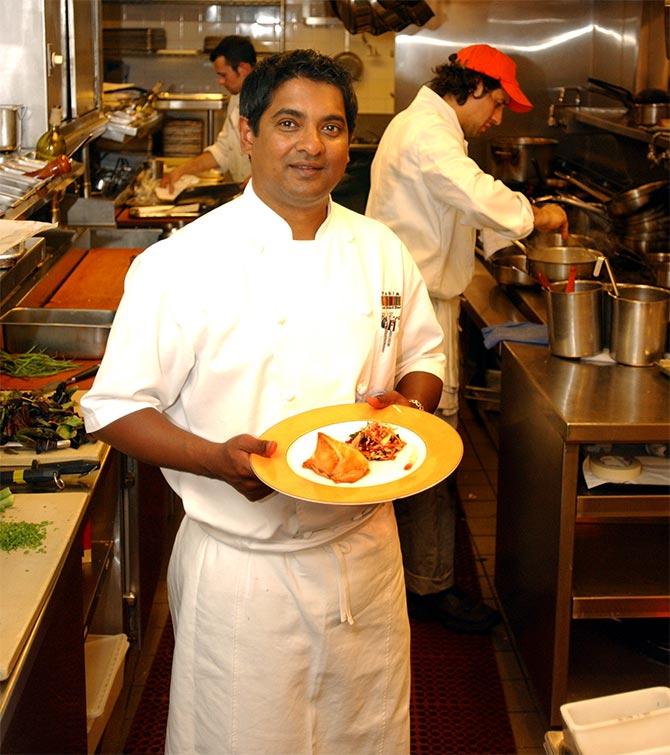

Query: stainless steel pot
[[647, 253, 670, 289], [525, 246, 600, 281], [489, 250, 535, 287], [0, 104, 24, 152], [490, 137, 557, 184], [545, 280, 603, 358], [609, 284, 670, 366]]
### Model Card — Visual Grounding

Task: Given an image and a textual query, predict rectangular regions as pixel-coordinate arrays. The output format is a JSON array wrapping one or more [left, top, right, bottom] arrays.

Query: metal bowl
[[489, 252, 535, 287], [525, 246, 601, 282]]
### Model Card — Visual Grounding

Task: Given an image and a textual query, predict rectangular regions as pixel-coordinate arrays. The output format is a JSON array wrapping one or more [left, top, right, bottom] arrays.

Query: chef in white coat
[[161, 35, 255, 191], [82, 49, 446, 755], [366, 44, 568, 633]]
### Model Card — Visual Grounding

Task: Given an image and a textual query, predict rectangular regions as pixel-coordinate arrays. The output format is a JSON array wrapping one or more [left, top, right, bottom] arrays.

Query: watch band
[[408, 398, 425, 412]]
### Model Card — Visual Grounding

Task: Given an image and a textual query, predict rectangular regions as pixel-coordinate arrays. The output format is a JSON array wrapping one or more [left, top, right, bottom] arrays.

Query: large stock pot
[[490, 137, 558, 184]]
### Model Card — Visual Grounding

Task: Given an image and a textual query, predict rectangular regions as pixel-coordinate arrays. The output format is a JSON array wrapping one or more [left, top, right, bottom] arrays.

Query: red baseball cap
[[456, 44, 532, 113]]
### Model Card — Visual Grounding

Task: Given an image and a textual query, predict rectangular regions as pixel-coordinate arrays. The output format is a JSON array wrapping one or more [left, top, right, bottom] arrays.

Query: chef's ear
[[239, 116, 255, 156]]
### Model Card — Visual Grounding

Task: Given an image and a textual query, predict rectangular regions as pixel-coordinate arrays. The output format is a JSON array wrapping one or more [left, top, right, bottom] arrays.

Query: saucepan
[[488, 249, 535, 287], [513, 240, 601, 281], [587, 78, 670, 126]]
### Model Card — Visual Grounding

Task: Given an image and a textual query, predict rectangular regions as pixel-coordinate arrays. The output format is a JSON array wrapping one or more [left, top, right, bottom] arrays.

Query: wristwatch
[[408, 398, 424, 412]]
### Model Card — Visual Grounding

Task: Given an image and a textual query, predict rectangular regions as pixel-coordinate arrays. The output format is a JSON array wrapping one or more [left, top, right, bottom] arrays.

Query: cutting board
[[45, 247, 141, 310], [0, 490, 89, 680], [0, 391, 105, 468]]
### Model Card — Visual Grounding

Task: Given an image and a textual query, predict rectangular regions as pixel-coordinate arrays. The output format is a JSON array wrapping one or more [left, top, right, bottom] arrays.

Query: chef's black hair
[[240, 49, 358, 139], [209, 35, 257, 69], [428, 53, 501, 105]]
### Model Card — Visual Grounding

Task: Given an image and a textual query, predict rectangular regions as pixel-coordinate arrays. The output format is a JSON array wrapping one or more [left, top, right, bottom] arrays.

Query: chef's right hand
[[532, 203, 569, 239], [216, 434, 277, 501]]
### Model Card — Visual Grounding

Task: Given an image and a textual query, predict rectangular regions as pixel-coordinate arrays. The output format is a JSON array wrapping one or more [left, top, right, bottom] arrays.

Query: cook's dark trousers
[[393, 476, 455, 595]]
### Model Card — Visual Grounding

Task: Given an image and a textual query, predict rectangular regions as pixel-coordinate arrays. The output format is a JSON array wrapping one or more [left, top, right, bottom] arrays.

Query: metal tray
[[1, 308, 115, 358]]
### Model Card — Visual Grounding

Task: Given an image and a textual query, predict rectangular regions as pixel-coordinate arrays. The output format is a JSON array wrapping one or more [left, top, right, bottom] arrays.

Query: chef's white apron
[[165, 503, 410, 755]]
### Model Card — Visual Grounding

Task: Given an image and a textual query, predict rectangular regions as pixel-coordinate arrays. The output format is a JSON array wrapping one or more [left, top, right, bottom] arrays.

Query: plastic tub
[[85, 633, 129, 754], [561, 687, 670, 755]]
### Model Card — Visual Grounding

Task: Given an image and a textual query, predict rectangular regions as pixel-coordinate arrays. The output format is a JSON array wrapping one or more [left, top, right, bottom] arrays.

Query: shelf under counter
[[576, 487, 670, 521], [572, 522, 669, 619]]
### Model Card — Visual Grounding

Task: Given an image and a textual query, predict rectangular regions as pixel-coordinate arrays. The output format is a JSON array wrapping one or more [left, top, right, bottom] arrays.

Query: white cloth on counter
[[154, 174, 200, 201], [81, 182, 445, 755], [204, 93, 251, 183], [0, 219, 56, 255]]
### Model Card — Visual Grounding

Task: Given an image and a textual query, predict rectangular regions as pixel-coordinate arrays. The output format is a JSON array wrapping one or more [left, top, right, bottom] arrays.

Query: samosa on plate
[[302, 431, 370, 483]]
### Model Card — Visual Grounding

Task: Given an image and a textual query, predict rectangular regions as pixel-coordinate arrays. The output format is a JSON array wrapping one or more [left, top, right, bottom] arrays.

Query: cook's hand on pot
[[216, 434, 277, 501], [532, 203, 569, 240]]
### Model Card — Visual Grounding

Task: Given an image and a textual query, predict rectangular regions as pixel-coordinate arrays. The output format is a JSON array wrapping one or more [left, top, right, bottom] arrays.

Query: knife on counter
[[41, 363, 100, 401], [0, 459, 100, 491]]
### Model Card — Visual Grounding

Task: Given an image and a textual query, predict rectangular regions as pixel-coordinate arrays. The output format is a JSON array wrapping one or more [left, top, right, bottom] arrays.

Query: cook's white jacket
[[204, 93, 251, 183], [366, 85, 534, 302], [82, 183, 445, 549]]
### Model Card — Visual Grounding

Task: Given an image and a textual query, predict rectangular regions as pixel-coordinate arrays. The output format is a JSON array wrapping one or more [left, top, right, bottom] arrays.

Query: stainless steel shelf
[[562, 106, 670, 149]]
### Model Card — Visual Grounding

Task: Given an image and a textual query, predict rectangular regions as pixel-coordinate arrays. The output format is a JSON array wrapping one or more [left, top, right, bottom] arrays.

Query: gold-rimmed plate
[[250, 403, 463, 505]]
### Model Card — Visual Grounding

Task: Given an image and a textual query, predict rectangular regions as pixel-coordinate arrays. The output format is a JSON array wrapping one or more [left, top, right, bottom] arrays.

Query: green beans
[[0, 348, 81, 378]]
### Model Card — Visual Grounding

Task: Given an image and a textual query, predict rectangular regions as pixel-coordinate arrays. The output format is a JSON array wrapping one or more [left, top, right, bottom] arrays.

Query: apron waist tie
[[328, 541, 355, 625]]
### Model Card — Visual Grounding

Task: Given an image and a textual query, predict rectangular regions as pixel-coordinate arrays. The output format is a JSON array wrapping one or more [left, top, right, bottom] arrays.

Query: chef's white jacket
[[81, 184, 445, 754], [366, 86, 534, 413], [204, 93, 251, 183], [366, 85, 534, 303]]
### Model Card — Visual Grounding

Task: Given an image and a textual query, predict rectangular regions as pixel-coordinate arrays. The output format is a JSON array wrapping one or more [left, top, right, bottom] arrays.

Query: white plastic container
[[84, 633, 129, 754], [561, 687, 670, 755]]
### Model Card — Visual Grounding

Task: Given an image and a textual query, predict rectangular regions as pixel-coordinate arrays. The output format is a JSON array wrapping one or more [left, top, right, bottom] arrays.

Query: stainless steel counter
[[502, 342, 669, 443]]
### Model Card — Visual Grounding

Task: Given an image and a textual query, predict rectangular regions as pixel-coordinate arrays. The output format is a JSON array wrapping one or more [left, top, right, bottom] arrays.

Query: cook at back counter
[[366, 43, 568, 634], [160, 35, 255, 194]]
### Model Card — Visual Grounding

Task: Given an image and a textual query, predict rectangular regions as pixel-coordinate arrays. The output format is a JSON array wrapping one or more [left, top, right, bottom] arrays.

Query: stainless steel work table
[[494, 341, 669, 728]]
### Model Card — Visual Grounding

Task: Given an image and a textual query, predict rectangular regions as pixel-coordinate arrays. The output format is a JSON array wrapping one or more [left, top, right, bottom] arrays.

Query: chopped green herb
[[0, 519, 50, 552]]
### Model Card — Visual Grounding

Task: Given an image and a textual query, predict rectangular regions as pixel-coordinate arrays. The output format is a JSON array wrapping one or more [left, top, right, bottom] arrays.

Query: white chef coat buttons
[[277, 316, 286, 325], [285, 393, 296, 402]]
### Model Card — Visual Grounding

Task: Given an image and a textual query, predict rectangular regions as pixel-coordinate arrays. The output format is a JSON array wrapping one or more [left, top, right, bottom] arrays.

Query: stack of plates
[[162, 119, 203, 156]]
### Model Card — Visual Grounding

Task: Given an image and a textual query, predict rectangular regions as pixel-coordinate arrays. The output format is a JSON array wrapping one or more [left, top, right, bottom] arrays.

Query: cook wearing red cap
[[366, 40, 567, 639], [456, 43, 533, 113]]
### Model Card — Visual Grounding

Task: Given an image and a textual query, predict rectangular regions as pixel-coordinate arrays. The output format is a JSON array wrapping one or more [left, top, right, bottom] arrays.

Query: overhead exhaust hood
[[330, 0, 434, 36]]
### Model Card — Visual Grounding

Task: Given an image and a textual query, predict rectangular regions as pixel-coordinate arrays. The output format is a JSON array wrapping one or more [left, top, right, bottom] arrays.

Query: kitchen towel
[[481, 321, 548, 349]]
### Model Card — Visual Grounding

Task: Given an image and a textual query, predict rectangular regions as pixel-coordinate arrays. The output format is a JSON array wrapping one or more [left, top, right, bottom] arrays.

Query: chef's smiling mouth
[[290, 162, 324, 171]]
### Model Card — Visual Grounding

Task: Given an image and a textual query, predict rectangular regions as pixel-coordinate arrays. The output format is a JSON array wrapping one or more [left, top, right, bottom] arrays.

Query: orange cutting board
[[46, 248, 142, 310]]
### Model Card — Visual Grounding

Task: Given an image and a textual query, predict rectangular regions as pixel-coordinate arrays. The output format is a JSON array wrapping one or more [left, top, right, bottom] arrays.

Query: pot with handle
[[587, 78, 670, 126], [524, 245, 601, 282]]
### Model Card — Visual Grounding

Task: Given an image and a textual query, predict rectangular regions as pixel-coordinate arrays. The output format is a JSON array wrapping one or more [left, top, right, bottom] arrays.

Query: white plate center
[[287, 420, 427, 488]]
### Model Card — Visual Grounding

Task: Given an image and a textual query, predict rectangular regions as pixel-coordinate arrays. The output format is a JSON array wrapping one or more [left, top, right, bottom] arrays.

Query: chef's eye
[[323, 123, 344, 135], [278, 119, 298, 129]]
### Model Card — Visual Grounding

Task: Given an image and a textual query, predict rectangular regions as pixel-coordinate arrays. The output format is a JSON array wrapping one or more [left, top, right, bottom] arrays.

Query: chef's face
[[239, 77, 350, 217], [460, 85, 508, 138], [213, 55, 250, 95]]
